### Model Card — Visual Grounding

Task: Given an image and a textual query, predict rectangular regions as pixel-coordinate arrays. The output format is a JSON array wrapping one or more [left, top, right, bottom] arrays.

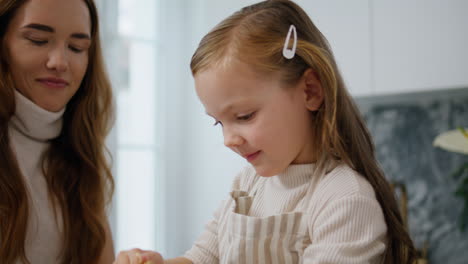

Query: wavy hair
[[190, 1, 416, 263], [0, 0, 114, 263]]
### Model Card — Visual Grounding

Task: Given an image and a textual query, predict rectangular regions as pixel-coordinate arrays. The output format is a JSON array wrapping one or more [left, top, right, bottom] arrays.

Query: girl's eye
[[213, 120, 222, 127], [69, 45, 84, 53], [29, 39, 47, 45], [237, 112, 255, 121]]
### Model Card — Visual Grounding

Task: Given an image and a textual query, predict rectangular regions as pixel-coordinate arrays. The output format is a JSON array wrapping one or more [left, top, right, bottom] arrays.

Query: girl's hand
[[113, 248, 164, 264]]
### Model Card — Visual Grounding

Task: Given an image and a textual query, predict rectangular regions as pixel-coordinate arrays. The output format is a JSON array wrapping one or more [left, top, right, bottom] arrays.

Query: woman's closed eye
[[68, 45, 85, 53], [28, 38, 47, 45], [26, 38, 86, 53]]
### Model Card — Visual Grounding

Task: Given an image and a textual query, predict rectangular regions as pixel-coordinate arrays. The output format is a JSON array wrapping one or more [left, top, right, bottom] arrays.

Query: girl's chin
[[253, 166, 280, 177]]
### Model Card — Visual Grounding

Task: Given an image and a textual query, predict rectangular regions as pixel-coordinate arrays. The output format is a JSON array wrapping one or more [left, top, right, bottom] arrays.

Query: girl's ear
[[301, 68, 323, 111]]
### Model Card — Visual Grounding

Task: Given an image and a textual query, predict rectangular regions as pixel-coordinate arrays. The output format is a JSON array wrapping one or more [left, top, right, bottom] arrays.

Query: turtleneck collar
[[273, 159, 340, 188], [274, 163, 316, 188], [10, 90, 65, 142]]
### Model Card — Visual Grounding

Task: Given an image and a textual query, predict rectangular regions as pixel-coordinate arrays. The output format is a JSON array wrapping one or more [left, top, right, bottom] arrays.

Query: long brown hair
[[0, 0, 114, 263], [190, 0, 416, 263]]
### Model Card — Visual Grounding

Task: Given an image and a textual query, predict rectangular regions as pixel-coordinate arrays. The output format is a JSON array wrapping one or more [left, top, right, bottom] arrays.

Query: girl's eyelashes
[[211, 111, 256, 126], [237, 111, 256, 121]]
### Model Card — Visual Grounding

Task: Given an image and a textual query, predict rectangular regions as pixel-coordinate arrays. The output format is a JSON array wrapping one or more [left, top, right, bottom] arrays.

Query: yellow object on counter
[[135, 253, 154, 264]]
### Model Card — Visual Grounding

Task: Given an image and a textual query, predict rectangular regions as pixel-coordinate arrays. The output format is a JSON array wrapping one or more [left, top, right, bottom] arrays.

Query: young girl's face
[[195, 60, 318, 177]]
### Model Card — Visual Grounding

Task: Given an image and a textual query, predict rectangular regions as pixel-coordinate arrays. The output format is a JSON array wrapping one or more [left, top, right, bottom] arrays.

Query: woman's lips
[[37, 77, 69, 89]]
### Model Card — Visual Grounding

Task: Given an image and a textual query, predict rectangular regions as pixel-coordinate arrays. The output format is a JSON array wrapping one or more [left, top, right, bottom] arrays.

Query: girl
[[0, 0, 114, 263], [116, 0, 415, 263]]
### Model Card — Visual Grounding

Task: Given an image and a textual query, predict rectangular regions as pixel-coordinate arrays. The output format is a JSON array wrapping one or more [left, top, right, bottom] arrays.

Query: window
[[105, 0, 164, 253]]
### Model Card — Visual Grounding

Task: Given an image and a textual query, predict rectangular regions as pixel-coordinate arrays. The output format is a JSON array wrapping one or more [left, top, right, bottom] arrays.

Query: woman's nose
[[46, 47, 69, 72]]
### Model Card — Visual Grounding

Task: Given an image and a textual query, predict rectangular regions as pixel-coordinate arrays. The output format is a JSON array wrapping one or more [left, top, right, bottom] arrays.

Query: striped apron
[[217, 178, 311, 264]]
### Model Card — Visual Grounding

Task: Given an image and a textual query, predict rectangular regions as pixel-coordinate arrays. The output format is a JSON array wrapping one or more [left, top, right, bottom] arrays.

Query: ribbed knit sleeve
[[301, 164, 387, 263], [183, 201, 223, 264], [303, 194, 387, 263], [184, 167, 253, 264]]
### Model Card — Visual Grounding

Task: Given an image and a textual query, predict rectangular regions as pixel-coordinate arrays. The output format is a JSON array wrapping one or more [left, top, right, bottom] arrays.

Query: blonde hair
[[191, 1, 416, 263], [0, 0, 114, 263]]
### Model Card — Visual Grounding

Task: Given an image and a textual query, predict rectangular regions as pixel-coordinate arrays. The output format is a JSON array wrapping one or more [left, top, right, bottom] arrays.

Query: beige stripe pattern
[[216, 190, 308, 264], [184, 162, 387, 264]]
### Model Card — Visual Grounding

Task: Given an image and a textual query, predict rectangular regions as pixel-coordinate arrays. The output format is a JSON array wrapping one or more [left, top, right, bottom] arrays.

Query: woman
[[0, 0, 115, 263]]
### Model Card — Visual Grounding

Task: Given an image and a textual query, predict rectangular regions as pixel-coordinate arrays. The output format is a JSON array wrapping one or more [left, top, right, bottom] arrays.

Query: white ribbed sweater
[[185, 162, 387, 263], [8, 91, 65, 264]]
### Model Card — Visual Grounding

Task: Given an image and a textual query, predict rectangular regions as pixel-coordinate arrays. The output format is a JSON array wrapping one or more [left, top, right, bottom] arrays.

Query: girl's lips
[[245, 151, 261, 162]]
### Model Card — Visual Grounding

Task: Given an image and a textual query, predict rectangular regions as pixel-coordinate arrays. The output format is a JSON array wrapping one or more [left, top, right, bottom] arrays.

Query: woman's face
[[3, 0, 91, 112]]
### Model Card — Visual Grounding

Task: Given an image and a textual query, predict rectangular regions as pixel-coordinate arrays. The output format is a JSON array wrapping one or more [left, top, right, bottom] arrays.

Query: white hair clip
[[282, 24, 297, 59]]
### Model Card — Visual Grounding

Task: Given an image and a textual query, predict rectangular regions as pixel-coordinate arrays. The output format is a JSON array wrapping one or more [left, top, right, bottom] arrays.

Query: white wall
[[373, 0, 468, 94]]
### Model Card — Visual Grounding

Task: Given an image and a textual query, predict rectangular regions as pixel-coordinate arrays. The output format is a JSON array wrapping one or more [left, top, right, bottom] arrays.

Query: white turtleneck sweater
[[185, 162, 387, 263], [8, 91, 65, 264]]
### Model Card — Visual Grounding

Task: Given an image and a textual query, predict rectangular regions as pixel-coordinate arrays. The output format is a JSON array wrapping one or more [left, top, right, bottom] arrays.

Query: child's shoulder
[[316, 162, 377, 201]]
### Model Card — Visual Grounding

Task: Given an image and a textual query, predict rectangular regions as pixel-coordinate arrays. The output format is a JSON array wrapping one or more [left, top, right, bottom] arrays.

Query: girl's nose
[[223, 127, 244, 148], [46, 47, 69, 72]]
